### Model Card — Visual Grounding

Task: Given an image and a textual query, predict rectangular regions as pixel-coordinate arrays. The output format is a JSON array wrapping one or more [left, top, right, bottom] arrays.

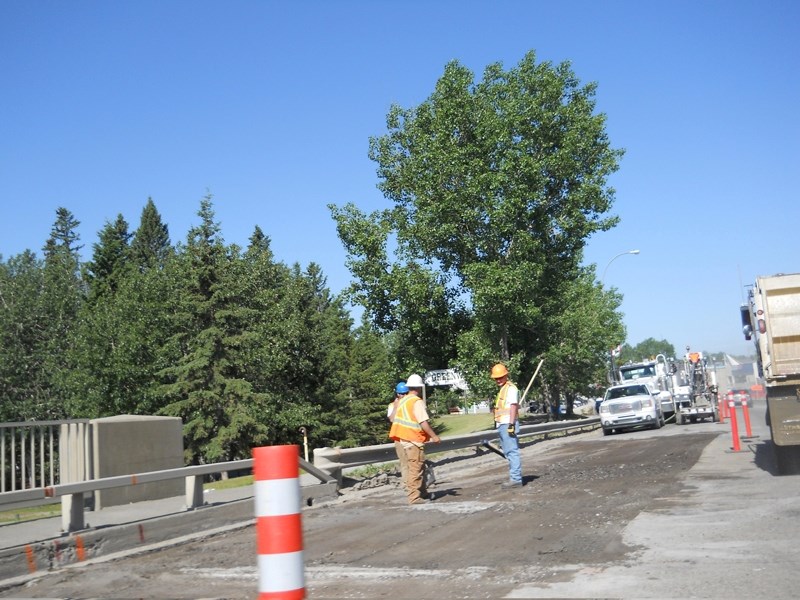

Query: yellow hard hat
[[490, 363, 509, 379]]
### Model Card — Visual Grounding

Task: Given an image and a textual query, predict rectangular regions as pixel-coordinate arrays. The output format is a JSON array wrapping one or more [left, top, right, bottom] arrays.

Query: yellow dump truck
[[741, 272, 800, 474]]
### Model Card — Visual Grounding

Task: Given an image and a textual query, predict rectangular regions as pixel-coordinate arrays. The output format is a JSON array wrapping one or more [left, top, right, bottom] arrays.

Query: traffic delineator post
[[718, 396, 726, 423], [253, 445, 305, 600], [741, 400, 753, 438], [727, 401, 741, 452]]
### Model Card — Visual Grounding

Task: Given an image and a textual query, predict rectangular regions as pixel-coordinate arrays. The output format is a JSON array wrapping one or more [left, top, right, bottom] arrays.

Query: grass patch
[[203, 474, 253, 490], [434, 413, 495, 436], [345, 463, 397, 479], [0, 502, 61, 525]]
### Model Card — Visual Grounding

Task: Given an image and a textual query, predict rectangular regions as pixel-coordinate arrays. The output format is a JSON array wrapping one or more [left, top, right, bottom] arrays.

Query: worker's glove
[[507, 424, 516, 438]]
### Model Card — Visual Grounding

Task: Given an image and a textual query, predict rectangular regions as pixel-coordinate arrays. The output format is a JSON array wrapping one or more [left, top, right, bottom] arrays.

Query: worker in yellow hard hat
[[491, 363, 523, 489]]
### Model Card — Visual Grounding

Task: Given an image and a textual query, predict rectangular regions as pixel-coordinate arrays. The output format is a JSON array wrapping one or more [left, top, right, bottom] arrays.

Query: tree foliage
[[0, 251, 50, 421], [618, 338, 678, 365], [130, 198, 171, 270], [0, 51, 676, 464], [0, 197, 377, 464]]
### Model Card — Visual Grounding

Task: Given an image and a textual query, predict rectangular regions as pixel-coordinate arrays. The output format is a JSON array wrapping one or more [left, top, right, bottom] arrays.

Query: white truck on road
[[741, 272, 800, 474], [674, 350, 719, 425], [618, 355, 676, 420]]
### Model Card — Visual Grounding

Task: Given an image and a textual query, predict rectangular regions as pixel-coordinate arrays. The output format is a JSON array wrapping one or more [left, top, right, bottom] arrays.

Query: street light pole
[[601, 249, 640, 284], [601, 249, 640, 385]]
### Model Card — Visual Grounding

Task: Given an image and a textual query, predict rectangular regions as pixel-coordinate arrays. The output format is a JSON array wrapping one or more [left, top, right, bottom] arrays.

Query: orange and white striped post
[[741, 399, 753, 438], [728, 400, 741, 452], [253, 445, 305, 600]]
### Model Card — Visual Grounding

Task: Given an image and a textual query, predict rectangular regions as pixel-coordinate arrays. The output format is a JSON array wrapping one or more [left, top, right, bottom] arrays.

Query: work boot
[[500, 480, 523, 489]]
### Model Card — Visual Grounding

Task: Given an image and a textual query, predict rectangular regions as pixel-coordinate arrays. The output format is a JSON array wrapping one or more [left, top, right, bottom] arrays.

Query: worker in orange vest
[[491, 363, 523, 488], [389, 373, 441, 504], [388, 381, 410, 492]]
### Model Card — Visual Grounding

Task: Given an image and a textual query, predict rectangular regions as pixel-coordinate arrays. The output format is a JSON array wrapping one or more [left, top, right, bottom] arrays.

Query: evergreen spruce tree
[[64, 214, 175, 418], [39, 208, 84, 419], [130, 197, 171, 270], [159, 196, 270, 463], [83, 214, 131, 300], [335, 317, 395, 447], [297, 263, 355, 447]]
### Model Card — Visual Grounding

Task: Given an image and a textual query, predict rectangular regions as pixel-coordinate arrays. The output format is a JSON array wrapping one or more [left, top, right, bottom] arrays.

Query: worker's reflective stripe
[[257, 550, 305, 595], [254, 478, 302, 517], [392, 416, 420, 428]]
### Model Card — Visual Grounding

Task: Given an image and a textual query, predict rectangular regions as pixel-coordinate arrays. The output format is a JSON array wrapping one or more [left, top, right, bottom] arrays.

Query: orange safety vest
[[494, 381, 518, 423], [389, 394, 428, 443]]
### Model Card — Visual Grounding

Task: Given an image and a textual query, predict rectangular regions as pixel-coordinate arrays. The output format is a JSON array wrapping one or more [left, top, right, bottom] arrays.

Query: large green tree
[[158, 196, 271, 463], [0, 251, 49, 421], [39, 208, 84, 419], [240, 230, 344, 450], [538, 267, 625, 414], [332, 51, 623, 392], [334, 317, 395, 447], [329, 203, 469, 376], [64, 210, 174, 418]]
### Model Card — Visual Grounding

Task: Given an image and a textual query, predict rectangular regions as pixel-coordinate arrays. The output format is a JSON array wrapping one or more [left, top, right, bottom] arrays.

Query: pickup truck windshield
[[607, 385, 649, 400]]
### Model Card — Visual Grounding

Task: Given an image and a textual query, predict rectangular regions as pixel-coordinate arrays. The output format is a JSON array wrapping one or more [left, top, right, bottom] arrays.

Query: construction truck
[[741, 272, 800, 474], [674, 349, 719, 425], [617, 354, 676, 420]]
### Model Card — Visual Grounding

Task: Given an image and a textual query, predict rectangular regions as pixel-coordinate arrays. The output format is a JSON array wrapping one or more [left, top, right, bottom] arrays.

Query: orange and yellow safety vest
[[389, 393, 428, 443], [494, 381, 518, 423]]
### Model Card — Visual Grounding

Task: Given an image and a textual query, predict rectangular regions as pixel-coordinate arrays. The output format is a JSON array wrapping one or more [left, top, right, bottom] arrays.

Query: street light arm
[[601, 249, 640, 283]]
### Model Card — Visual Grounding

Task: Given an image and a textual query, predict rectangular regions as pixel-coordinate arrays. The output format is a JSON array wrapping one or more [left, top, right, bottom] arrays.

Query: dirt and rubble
[[1, 422, 744, 599]]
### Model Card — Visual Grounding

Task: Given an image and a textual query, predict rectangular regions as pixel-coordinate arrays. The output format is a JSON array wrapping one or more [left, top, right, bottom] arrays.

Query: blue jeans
[[497, 421, 522, 482]]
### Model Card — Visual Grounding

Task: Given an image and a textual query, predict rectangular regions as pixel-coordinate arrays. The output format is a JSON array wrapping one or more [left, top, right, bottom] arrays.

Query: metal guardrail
[[313, 417, 601, 478], [0, 418, 598, 535], [0, 455, 337, 533]]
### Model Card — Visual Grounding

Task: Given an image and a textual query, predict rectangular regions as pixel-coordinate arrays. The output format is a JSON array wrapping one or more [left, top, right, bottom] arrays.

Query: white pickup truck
[[598, 382, 666, 436]]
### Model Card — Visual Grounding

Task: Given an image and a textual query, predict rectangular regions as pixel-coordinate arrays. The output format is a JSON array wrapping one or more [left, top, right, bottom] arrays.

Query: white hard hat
[[406, 373, 425, 388]]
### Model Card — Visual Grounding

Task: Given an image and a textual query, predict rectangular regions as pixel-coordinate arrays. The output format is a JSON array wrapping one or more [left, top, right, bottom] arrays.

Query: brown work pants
[[400, 442, 425, 503], [394, 440, 409, 491]]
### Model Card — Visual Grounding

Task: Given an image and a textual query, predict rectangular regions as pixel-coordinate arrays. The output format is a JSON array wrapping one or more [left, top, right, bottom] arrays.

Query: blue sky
[[2, 1, 798, 357]]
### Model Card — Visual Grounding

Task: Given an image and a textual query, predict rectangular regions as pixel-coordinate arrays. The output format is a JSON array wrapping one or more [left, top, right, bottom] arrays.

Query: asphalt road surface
[[3, 401, 799, 599]]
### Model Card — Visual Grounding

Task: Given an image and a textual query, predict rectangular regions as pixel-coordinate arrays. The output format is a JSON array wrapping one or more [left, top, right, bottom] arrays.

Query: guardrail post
[[254, 445, 305, 600], [62, 492, 85, 532], [185, 475, 204, 509], [312, 447, 343, 485]]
